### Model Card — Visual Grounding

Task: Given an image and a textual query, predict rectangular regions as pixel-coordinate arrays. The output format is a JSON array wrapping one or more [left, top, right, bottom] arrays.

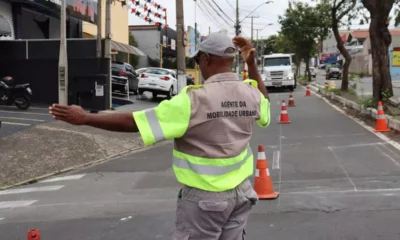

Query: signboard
[[28, 0, 98, 24], [392, 50, 400, 67]]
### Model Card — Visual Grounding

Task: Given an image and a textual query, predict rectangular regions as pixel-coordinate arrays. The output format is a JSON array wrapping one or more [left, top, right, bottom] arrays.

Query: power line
[[225, 0, 235, 11], [203, 0, 234, 26], [197, 1, 229, 31], [210, 0, 235, 23]]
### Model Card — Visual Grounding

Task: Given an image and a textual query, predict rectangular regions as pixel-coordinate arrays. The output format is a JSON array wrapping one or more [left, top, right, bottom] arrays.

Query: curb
[[0, 142, 167, 191], [310, 83, 400, 132]]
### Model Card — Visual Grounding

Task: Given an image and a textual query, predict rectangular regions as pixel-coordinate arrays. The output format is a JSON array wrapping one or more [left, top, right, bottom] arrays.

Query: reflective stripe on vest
[[173, 146, 253, 176], [144, 108, 165, 142], [172, 146, 254, 192]]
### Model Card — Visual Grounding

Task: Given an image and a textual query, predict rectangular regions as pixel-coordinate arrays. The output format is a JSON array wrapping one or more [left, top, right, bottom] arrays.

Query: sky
[[128, 0, 375, 39]]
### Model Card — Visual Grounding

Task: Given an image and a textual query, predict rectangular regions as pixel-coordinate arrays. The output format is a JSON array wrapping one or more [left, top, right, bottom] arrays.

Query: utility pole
[[105, 0, 112, 108], [246, 15, 259, 43], [194, 0, 198, 50], [209, 26, 211, 34], [96, 0, 102, 58], [235, 0, 240, 76], [176, 0, 186, 92], [58, 0, 68, 105]]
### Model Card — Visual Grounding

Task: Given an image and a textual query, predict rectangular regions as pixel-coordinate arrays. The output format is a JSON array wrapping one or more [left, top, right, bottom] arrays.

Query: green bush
[[357, 96, 378, 109]]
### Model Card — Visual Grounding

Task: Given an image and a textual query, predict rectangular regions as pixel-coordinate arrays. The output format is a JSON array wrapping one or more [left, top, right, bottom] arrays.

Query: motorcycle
[[0, 76, 32, 110]]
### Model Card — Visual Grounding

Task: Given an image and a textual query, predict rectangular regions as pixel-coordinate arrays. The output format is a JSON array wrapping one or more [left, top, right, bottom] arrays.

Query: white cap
[[191, 31, 236, 58]]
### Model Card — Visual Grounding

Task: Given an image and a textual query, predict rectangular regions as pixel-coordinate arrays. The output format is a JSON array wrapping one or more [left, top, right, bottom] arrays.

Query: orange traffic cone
[[279, 100, 291, 124], [375, 101, 390, 132], [28, 229, 40, 240], [288, 92, 296, 107], [254, 145, 279, 199], [305, 86, 311, 96]]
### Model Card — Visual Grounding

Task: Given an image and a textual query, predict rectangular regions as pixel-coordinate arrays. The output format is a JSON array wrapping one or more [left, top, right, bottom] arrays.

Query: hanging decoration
[[129, 0, 168, 29]]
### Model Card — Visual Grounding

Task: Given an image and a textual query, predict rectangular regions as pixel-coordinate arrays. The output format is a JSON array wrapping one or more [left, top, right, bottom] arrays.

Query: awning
[[111, 40, 146, 56], [0, 15, 12, 37]]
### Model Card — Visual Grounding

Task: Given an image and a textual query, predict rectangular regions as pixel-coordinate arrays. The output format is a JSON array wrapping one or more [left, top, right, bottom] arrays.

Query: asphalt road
[[0, 106, 53, 138], [1, 86, 400, 239]]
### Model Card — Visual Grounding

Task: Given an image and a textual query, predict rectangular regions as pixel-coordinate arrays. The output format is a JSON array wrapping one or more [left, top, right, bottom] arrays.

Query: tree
[[254, 35, 279, 55], [361, 0, 395, 100], [319, 0, 356, 91], [279, 2, 331, 81], [129, 32, 139, 68]]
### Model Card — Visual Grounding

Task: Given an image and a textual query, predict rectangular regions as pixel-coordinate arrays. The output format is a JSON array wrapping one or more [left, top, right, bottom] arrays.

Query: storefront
[[3, 0, 98, 39]]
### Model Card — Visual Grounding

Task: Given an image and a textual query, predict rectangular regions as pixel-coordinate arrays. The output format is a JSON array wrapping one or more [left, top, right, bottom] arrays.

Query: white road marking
[[120, 216, 132, 221], [328, 147, 357, 191], [0, 116, 45, 122], [328, 142, 387, 149], [266, 143, 301, 149], [2, 122, 31, 126], [272, 150, 280, 169], [0, 200, 37, 209], [41, 174, 86, 183], [0, 185, 64, 196], [282, 133, 368, 140], [0, 110, 48, 116], [0, 218, 4, 221], [374, 145, 400, 168], [284, 187, 400, 195], [308, 87, 400, 155], [277, 124, 283, 208]]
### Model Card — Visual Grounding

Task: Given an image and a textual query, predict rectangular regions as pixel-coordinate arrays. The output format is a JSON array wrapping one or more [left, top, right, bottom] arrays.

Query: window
[[264, 57, 291, 67], [146, 68, 170, 75]]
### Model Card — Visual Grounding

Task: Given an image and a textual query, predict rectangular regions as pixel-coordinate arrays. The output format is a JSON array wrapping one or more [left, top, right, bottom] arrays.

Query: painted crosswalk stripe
[[41, 174, 86, 183], [2, 122, 31, 126], [0, 186, 64, 196], [0, 116, 45, 122], [0, 200, 37, 209]]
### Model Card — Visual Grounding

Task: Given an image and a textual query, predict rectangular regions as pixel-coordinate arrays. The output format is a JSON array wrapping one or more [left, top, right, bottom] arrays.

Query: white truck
[[261, 53, 296, 91]]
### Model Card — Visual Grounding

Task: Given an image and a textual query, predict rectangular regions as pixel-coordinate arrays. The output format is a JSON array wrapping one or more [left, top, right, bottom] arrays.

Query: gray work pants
[[172, 179, 258, 240]]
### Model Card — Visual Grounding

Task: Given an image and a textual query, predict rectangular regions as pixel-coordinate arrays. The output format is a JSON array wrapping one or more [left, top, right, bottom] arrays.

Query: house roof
[[351, 29, 369, 39]]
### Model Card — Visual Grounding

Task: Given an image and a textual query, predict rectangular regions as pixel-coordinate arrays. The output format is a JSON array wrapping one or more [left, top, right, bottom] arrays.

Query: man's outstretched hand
[[49, 104, 88, 125], [233, 36, 256, 66]]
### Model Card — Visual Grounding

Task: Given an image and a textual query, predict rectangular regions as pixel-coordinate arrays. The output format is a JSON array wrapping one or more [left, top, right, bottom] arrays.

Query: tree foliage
[[279, 1, 331, 81], [318, 0, 357, 91]]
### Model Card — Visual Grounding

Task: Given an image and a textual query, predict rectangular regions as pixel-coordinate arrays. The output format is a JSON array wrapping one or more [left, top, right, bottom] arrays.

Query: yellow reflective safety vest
[[133, 73, 271, 192]]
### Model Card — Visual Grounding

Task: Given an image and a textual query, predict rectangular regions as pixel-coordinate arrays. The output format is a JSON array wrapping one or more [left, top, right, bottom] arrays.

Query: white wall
[[0, 0, 14, 40]]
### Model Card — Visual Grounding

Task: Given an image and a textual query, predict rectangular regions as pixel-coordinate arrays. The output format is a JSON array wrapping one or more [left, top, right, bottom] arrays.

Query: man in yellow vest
[[49, 32, 270, 240]]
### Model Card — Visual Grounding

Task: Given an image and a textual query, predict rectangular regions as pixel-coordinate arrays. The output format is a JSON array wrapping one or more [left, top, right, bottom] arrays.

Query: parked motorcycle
[[0, 76, 32, 110]]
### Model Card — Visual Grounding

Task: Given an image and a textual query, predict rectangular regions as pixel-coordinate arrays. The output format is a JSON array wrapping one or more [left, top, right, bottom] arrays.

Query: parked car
[[112, 61, 138, 94], [326, 68, 342, 80], [138, 68, 178, 99], [309, 67, 317, 78], [136, 68, 147, 75]]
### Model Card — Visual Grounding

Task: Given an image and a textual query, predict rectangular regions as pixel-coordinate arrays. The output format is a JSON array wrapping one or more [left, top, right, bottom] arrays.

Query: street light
[[240, 1, 274, 23]]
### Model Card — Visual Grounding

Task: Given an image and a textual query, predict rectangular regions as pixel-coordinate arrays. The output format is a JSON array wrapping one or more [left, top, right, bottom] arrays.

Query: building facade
[[83, 0, 129, 44], [129, 25, 177, 68], [185, 25, 200, 57]]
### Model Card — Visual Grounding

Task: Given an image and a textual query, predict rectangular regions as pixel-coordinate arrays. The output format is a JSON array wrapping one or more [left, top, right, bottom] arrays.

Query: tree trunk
[[369, 16, 393, 101], [331, 11, 351, 91], [305, 56, 312, 82], [363, 0, 394, 101]]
